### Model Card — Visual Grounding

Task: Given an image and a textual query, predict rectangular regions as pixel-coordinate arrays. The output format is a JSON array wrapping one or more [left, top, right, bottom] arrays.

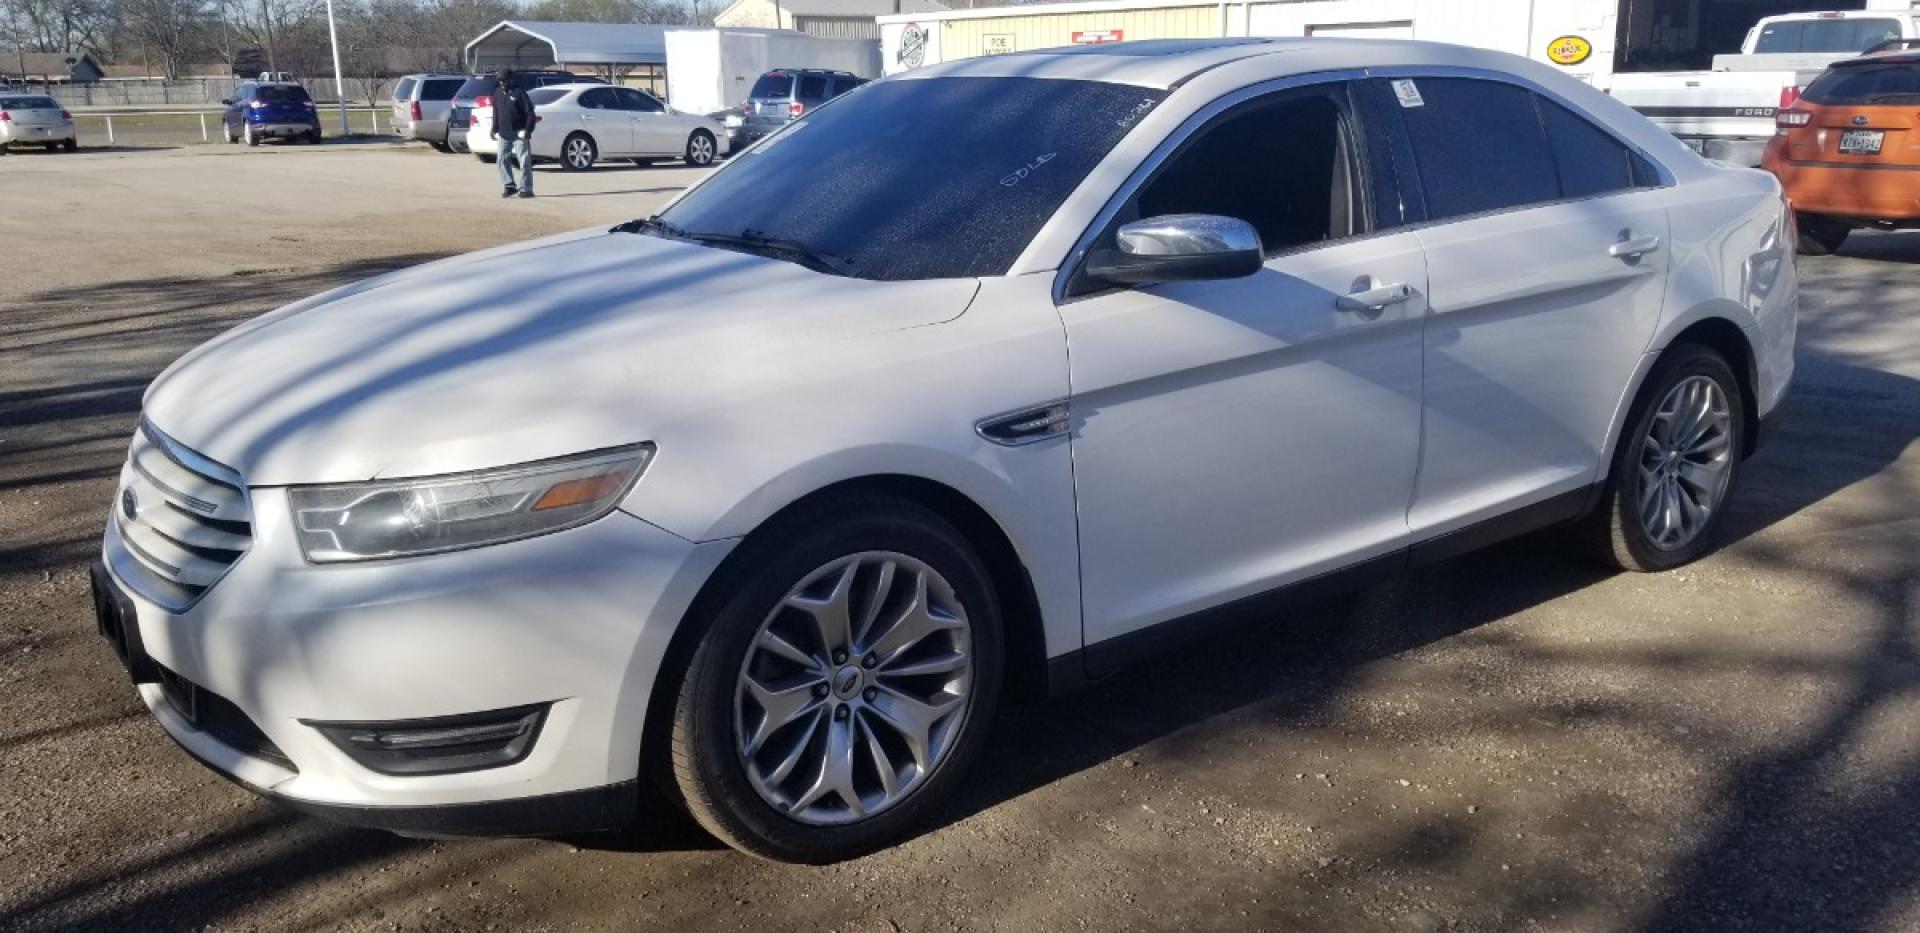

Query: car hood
[[142, 229, 980, 485]]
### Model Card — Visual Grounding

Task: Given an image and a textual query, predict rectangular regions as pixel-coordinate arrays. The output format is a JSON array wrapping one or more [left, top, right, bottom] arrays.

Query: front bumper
[[98, 492, 732, 834]]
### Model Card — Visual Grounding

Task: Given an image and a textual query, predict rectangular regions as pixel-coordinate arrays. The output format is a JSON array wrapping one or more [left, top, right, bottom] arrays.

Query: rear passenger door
[[575, 87, 632, 154], [1375, 75, 1671, 539]]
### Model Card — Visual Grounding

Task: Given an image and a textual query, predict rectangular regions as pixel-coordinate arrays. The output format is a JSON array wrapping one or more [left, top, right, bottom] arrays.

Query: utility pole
[[324, 0, 348, 134]]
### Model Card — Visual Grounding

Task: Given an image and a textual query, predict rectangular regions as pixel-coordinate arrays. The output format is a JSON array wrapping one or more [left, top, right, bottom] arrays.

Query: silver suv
[[741, 68, 866, 146], [391, 73, 467, 151]]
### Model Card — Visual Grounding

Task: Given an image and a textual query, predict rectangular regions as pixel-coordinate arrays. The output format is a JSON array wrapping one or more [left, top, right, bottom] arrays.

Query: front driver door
[[574, 87, 631, 155], [1060, 79, 1428, 655]]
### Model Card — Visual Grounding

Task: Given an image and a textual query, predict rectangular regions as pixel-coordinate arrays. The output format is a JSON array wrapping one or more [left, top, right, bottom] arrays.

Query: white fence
[[69, 107, 393, 145]]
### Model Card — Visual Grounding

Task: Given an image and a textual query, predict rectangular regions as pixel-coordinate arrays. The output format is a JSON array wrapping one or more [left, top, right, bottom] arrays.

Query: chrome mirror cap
[[1116, 213, 1262, 257]]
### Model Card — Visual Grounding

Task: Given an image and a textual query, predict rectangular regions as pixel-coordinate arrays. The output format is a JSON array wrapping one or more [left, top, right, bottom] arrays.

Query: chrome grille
[[112, 421, 251, 610]]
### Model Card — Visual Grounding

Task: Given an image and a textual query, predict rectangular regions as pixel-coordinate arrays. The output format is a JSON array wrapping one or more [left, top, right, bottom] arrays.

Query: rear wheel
[[561, 132, 597, 171], [476, 152, 496, 164], [685, 129, 716, 166], [305, 129, 321, 145], [63, 138, 78, 152], [1576, 343, 1745, 572], [669, 495, 1004, 863], [1795, 212, 1850, 255]]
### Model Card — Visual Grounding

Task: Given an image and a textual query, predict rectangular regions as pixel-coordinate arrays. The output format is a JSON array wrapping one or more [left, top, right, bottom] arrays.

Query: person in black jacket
[[491, 68, 537, 198]]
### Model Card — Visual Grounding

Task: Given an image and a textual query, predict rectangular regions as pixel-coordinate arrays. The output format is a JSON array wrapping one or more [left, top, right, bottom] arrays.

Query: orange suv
[[1764, 50, 1920, 255]]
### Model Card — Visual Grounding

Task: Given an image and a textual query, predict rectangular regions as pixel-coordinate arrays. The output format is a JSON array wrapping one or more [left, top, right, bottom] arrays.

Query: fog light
[[307, 704, 549, 776]]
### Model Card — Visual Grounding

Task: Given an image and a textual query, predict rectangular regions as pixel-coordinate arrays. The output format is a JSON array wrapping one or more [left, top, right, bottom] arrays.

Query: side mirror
[[1086, 214, 1263, 286], [219, 98, 232, 105]]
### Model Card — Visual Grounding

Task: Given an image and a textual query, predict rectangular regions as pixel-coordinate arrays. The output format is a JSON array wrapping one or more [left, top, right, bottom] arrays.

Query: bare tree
[[119, 0, 211, 76]]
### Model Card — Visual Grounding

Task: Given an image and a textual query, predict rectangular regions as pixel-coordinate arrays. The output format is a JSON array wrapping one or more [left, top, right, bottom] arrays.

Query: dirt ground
[[2, 144, 1918, 933]]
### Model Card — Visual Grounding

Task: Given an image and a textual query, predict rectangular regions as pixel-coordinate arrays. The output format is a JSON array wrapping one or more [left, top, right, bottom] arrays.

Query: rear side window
[[422, 79, 462, 100], [798, 75, 828, 99], [1537, 98, 1638, 199], [750, 74, 791, 98], [1392, 78, 1558, 220], [1755, 18, 1901, 54], [393, 78, 417, 101], [1804, 62, 1920, 105], [255, 85, 311, 104]]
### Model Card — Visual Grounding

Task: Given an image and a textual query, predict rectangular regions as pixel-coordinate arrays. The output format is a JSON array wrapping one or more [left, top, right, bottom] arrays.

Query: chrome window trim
[[142, 420, 244, 489]]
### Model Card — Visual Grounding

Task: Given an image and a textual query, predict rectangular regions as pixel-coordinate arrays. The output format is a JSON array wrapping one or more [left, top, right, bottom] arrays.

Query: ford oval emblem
[[120, 487, 139, 522], [1854, 116, 1870, 126]]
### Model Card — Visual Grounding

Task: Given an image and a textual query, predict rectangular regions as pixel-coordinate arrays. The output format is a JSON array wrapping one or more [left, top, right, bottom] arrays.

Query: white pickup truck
[[1612, 9, 1920, 166]]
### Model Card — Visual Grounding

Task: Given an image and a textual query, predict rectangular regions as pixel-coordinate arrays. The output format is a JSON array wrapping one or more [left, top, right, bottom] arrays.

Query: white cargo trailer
[[665, 28, 881, 116]]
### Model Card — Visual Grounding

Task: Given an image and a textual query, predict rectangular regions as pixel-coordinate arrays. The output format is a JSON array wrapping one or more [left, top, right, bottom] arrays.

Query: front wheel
[[561, 132, 597, 171], [1796, 212, 1850, 255], [243, 123, 258, 147], [1576, 343, 1745, 572], [685, 129, 716, 166], [669, 495, 1004, 863]]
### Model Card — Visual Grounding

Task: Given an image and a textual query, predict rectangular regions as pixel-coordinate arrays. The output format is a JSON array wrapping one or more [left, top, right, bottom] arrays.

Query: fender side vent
[[976, 403, 1070, 447]]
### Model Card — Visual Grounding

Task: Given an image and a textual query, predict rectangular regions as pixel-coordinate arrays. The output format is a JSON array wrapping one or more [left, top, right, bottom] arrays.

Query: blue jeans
[[496, 135, 532, 193]]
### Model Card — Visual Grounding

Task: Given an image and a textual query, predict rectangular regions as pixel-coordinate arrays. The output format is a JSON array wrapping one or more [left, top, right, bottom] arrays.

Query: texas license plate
[[1839, 129, 1885, 155]]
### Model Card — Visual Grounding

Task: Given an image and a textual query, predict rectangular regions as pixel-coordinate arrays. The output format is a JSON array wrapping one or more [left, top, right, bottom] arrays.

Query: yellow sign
[[1546, 35, 1593, 66]]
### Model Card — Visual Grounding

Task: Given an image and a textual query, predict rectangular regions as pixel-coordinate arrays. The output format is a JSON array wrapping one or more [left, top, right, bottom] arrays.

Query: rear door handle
[[1336, 281, 1414, 312], [1609, 235, 1663, 259]]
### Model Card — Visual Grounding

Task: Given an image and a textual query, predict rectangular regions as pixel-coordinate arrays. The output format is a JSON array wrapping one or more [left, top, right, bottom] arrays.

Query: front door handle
[[1336, 281, 1414, 312], [1609, 235, 1663, 259]]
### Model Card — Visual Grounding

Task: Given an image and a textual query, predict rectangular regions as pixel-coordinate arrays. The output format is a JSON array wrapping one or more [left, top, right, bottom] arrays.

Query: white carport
[[465, 21, 672, 90]]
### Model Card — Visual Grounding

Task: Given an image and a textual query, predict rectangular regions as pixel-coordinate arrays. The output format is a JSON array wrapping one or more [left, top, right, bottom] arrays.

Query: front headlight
[[724, 114, 744, 127], [289, 445, 653, 563]]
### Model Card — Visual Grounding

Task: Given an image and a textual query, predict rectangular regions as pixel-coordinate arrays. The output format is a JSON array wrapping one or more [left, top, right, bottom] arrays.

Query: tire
[[561, 132, 597, 171], [1576, 343, 1746, 572], [476, 152, 496, 164], [431, 141, 450, 153], [306, 129, 321, 145], [63, 138, 77, 152], [669, 494, 1005, 863], [244, 123, 258, 147], [685, 129, 716, 166], [1796, 212, 1850, 256], [225, 123, 237, 144], [630, 157, 656, 167], [0, 143, 8, 156]]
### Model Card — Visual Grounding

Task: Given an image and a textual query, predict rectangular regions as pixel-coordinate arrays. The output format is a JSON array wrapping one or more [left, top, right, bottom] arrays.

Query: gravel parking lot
[[3, 144, 1918, 932]]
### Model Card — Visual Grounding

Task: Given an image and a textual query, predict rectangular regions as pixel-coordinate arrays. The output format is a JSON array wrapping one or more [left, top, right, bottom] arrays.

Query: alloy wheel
[[1636, 374, 1734, 551], [689, 133, 714, 165], [733, 551, 973, 826], [566, 137, 594, 170]]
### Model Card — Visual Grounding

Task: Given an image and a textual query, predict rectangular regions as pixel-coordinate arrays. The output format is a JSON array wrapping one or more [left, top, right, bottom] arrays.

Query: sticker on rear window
[[1391, 79, 1424, 108]]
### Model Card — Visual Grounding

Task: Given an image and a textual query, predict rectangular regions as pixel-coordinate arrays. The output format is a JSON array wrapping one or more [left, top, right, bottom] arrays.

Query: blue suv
[[222, 82, 320, 146]]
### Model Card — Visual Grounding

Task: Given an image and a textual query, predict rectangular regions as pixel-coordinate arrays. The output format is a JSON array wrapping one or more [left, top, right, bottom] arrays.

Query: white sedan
[[0, 92, 77, 152], [101, 39, 1794, 864], [466, 83, 727, 170]]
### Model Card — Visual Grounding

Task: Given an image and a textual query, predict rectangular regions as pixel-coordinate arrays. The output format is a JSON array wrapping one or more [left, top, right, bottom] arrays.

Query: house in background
[[1, 50, 107, 84], [715, 0, 948, 41]]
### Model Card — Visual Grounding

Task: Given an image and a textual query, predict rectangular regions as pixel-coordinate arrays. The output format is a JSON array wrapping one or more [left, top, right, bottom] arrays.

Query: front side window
[[1130, 83, 1366, 255], [616, 87, 663, 112], [658, 76, 1167, 281], [578, 87, 617, 110]]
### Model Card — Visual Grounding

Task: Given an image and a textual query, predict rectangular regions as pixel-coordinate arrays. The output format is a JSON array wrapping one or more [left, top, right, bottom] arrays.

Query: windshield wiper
[[681, 228, 854, 275], [609, 215, 685, 237], [611, 219, 853, 275]]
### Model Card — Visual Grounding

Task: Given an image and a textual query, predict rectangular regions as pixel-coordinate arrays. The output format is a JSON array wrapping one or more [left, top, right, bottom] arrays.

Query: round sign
[[898, 24, 927, 69], [1547, 35, 1593, 66]]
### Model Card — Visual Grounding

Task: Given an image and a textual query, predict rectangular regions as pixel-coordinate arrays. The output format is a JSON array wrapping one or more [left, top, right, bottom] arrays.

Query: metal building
[[716, 0, 951, 41]]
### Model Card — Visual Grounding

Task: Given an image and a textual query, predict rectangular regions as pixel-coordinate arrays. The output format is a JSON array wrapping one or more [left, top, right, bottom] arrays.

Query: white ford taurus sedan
[[96, 38, 1796, 863], [466, 82, 726, 169]]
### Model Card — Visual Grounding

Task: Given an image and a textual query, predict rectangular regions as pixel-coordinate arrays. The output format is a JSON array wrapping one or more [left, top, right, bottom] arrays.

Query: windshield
[[1755, 18, 1901, 53], [1804, 61, 1920, 104], [256, 85, 311, 104], [658, 77, 1165, 281]]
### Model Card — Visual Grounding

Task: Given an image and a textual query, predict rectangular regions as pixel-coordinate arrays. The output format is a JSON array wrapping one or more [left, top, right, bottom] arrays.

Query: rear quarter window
[[393, 78, 417, 100], [1537, 98, 1641, 199]]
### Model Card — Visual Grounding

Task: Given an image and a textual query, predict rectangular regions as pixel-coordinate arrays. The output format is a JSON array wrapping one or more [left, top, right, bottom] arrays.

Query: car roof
[[899, 37, 1535, 90]]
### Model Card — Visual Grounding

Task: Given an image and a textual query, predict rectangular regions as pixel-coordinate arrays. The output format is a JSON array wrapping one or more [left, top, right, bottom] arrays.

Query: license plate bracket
[[90, 562, 159, 685], [1839, 129, 1885, 155]]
